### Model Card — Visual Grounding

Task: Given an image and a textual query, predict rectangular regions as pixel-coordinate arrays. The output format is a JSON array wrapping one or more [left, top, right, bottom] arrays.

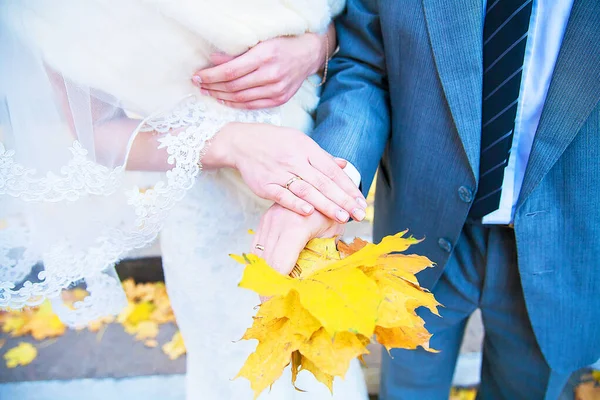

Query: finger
[[297, 165, 366, 221], [252, 213, 271, 258], [334, 157, 347, 168], [199, 69, 281, 93], [194, 52, 260, 84], [286, 179, 351, 223], [198, 75, 262, 94], [266, 228, 309, 277], [308, 154, 368, 211], [265, 185, 314, 216], [201, 85, 284, 104], [262, 222, 283, 272]]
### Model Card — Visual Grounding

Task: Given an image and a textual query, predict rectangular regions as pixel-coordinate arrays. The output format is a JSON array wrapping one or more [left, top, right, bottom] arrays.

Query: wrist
[[199, 122, 241, 169], [306, 32, 327, 75]]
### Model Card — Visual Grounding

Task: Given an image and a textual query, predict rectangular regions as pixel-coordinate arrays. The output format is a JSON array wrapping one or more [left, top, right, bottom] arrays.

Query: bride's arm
[[191, 23, 337, 109], [88, 115, 366, 223]]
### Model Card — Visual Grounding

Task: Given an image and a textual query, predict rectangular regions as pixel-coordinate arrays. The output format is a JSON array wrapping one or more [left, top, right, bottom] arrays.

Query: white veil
[[0, 1, 297, 326]]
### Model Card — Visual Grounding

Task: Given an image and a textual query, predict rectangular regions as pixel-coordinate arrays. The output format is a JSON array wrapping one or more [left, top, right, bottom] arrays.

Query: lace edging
[[0, 96, 280, 325]]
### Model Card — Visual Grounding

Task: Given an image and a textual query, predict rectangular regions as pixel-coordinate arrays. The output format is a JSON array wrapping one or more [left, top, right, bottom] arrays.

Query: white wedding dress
[[0, 1, 368, 399]]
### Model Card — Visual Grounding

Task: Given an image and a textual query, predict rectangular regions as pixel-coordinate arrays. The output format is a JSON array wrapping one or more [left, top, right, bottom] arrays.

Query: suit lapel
[[518, 0, 600, 205], [422, 0, 483, 178]]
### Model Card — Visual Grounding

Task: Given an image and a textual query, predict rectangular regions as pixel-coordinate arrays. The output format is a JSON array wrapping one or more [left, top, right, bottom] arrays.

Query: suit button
[[438, 238, 452, 253], [458, 186, 473, 203]]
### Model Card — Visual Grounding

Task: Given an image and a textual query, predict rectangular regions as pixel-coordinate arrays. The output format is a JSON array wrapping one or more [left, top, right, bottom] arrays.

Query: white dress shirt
[[482, 0, 574, 224]]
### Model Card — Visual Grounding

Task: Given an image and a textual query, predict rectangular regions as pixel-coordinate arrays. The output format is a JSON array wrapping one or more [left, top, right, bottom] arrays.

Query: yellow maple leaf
[[333, 231, 423, 271], [299, 354, 334, 394], [236, 252, 380, 337], [126, 301, 156, 326], [234, 254, 295, 297], [243, 291, 321, 343], [298, 328, 369, 377], [133, 321, 159, 340], [122, 278, 137, 300], [337, 237, 369, 258], [234, 232, 441, 397], [4, 342, 37, 368], [2, 314, 27, 336], [295, 238, 341, 277], [365, 267, 440, 328], [25, 302, 66, 340], [162, 331, 186, 360], [238, 291, 323, 398], [375, 323, 437, 353]]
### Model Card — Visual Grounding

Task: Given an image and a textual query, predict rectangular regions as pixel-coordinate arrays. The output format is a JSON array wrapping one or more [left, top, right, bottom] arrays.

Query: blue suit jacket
[[311, 0, 600, 372]]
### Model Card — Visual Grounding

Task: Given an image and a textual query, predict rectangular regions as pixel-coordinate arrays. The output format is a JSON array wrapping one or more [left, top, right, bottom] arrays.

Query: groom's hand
[[252, 204, 344, 276]]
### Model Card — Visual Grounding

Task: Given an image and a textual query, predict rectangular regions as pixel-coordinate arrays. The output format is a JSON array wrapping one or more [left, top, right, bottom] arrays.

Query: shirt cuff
[[343, 161, 361, 187]]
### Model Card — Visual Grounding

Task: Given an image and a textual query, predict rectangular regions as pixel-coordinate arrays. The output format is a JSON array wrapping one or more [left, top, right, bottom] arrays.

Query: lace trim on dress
[[0, 96, 280, 326]]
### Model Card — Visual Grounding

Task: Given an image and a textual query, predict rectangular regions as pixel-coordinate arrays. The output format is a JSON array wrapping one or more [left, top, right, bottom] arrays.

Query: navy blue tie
[[469, 0, 534, 219]]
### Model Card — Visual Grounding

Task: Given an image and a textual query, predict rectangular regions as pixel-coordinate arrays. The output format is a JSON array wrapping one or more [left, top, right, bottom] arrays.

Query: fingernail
[[200, 89, 209, 96], [357, 197, 368, 209], [352, 208, 366, 221], [192, 75, 202, 85], [301, 204, 314, 214], [336, 209, 349, 222], [218, 99, 225, 105]]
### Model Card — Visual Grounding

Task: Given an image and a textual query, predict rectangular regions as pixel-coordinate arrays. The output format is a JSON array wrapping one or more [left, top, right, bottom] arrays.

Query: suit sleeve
[[311, 0, 390, 195]]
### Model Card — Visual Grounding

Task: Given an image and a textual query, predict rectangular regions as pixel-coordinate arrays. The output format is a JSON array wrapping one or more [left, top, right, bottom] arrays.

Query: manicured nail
[[192, 75, 202, 85], [357, 197, 368, 209], [301, 204, 314, 214], [336, 209, 350, 222], [352, 208, 366, 221], [200, 89, 209, 96]]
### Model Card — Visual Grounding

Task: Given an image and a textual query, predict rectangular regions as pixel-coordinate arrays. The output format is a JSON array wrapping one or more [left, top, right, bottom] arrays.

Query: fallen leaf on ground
[[449, 387, 477, 400], [574, 371, 600, 400], [162, 331, 186, 360], [133, 321, 159, 340], [0, 279, 185, 367], [4, 342, 37, 368]]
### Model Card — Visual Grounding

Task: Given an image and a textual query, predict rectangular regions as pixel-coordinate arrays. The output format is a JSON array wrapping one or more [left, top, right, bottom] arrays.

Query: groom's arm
[[311, 0, 390, 196]]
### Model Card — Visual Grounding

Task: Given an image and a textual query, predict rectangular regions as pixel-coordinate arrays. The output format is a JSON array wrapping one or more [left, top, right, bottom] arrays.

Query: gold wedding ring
[[285, 175, 303, 190], [255, 244, 265, 252]]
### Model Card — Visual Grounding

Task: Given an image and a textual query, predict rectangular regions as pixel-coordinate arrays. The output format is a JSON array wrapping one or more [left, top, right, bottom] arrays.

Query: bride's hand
[[191, 28, 333, 109], [252, 203, 344, 276], [201, 123, 367, 223]]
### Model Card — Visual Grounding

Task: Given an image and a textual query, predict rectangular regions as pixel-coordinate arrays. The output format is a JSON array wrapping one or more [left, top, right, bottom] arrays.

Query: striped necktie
[[469, 0, 533, 219]]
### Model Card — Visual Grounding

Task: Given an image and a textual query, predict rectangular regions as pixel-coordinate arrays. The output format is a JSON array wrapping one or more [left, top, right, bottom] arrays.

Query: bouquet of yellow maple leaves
[[231, 231, 441, 398]]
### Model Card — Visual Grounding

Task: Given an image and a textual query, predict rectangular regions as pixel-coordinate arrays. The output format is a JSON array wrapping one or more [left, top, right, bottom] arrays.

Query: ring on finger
[[285, 175, 303, 190], [255, 244, 265, 251]]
